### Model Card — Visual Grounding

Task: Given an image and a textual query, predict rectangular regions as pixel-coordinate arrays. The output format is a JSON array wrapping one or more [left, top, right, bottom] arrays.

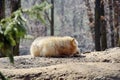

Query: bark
[[0, 0, 5, 57], [100, 0, 107, 50], [10, 0, 21, 13], [113, 0, 119, 47], [51, 0, 54, 36], [95, 0, 101, 51], [0, 0, 5, 19], [85, 0, 95, 41], [108, 0, 115, 47]]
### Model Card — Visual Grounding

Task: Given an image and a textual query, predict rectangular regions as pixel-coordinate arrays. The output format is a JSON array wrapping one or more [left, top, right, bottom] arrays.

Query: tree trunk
[[108, 0, 115, 47], [10, 0, 21, 12], [94, 0, 101, 51], [85, 0, 95, 41], [100, 0, 107, 50], [10, 0, 21, 56], [51, 0, 54, 36], [113, 0, 119, 47], [0, 0, 5, 20], [0, 0, 5, 57]]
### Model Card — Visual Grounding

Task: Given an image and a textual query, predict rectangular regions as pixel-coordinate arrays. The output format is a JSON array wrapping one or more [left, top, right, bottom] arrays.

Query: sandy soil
[[0, 47, 120, 80]]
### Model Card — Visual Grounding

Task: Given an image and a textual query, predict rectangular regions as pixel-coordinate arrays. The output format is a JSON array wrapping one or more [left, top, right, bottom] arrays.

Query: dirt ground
[[0, 47, 120, 80]]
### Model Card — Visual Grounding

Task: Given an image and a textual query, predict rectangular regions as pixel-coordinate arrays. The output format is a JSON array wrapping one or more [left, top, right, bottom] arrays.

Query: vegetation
[[0, 72, 9, 80], [10, 0, 21, 57], [0, 10, 26, 63], [0, 1, 52, 63]]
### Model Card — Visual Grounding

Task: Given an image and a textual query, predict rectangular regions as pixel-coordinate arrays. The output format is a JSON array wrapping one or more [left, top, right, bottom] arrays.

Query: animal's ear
[[71, 38, 78, 46], [71, 38, 75, 42], [71, 38, 76, 46]]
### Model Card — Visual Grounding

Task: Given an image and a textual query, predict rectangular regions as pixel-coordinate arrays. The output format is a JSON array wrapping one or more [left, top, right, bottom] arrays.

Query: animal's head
[[71, 38, 78, 47], [70, 38, 80, 55]]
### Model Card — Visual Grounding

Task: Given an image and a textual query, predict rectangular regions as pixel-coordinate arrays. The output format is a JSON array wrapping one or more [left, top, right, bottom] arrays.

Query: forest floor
[[0, 47, 120, 80]]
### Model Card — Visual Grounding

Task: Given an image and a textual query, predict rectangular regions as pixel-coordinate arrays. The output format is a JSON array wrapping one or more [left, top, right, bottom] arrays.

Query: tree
[[51, 0, 54, 36], [113, 0, 120, 47], [0, 0, 5, 20], [0, 0, 5, 57], [85, 0, 95, 41], [10, 0, 21, 56], [10, 0, 21, 12], [100, 0, 107, 50], [95, 0, 101, 51], [108, 0, 115, 47]]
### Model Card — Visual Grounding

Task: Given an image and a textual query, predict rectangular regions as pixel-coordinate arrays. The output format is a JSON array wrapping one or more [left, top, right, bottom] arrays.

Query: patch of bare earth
[[0, 47, 120, 80]]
